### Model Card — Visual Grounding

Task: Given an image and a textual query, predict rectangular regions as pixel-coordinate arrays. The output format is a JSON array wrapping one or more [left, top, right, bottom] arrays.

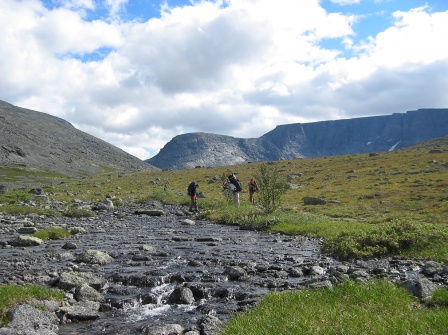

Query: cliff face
[[0, 100, 156, 176], [148, 109, 448, 169]]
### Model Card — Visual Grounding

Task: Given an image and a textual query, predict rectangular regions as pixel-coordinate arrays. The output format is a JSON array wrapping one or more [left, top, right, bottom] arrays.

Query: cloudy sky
[[1, 0, 447, 160]]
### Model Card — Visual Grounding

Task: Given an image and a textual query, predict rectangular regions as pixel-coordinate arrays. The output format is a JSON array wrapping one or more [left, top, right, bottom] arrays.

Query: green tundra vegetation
[[0, 136, 447, 333]]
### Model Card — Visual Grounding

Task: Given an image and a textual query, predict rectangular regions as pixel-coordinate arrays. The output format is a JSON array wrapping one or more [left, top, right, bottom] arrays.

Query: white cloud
[[0, 0, 447, 161], [330, 0, 360, 4]]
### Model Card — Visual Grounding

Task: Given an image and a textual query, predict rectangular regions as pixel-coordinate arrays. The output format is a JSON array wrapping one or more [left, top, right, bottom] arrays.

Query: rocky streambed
[[1, 201, 447, 335]]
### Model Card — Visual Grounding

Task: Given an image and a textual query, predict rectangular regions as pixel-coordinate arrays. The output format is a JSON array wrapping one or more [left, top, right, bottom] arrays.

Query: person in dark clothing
[[226, 173, 241, 208], [187, 181, 200, 213], [248, 178, 258, 205]]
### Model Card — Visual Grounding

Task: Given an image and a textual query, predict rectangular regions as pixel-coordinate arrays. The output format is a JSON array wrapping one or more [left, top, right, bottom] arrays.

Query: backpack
[[229, 174, 243, 192], [187, 182, 196, 196]]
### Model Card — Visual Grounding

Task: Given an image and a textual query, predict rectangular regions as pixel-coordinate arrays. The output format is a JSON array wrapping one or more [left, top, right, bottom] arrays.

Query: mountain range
[[147, 109, 448, 169], [1, 99, 447, 174]]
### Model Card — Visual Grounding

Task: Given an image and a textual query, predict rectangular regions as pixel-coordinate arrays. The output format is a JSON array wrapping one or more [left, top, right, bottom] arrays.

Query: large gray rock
[[76, 249, 114, 265], [8, 235, 43, 247], [400, 278, 437, 300], [59, 301, 101, 321], [0, 304, 59, 335], [168, 287, 195, 305], [58, 271, 106, 291]]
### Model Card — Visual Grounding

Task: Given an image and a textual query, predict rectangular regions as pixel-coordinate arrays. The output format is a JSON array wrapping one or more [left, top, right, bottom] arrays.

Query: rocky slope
[[0, 100, 156, 176], [148, 108, 448, 169]]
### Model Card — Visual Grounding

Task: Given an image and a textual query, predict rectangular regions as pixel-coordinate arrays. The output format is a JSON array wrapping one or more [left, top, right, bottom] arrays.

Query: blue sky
[[1, 0, 447, 159]]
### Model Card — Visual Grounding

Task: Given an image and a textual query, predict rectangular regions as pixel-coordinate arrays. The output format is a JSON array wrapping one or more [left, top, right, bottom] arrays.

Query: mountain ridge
[[0, 100, 157, 176], [147, 108, 448, 169]]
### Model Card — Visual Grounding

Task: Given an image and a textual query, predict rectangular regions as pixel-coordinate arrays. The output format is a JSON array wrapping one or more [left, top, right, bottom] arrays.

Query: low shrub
[[426, 287, 448, 307], [0, 190, 33, 204], [33, 227, 71, 240], [0, 204, 59, 216], [64, 207, 96, 218], [322, 219, 448, 261]]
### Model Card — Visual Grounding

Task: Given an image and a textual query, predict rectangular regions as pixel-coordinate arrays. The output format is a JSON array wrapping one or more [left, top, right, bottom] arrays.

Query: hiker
[[248, 178, 258, 205], [187, 181, 200, 213], [226, 172, 242, 208]]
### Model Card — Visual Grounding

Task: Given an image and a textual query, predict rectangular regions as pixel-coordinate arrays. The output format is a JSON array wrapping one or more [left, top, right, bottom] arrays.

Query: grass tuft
[[33, 227, 71, 240]]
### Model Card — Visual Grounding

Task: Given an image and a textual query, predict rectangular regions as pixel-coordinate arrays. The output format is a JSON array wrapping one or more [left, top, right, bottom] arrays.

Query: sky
[[1, 0, 447, 160]]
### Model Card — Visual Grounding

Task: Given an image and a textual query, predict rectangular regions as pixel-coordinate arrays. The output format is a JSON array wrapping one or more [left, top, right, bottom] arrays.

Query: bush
[[426, 287, 448, 307], [64, 207, 96, 218], [0, 204, 59, 216], [322, 220, 448, 260], [33, 227, 71, 240], [255, 163, 288, 213], [0, 190, 33, 204]]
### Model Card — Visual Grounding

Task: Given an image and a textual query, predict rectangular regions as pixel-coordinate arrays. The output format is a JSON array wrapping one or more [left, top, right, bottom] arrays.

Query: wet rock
[[58, 271, 106, 291], [70, 226, 87, 235], [140, 245, 156, 251], [8, 235, 43, 247], [288, 267, 304, 277], [59, 301, 101, 321], [199, 315, 222, 335], [17, 227, 38, 234], [305, 265, 325, 276], [140, 323, 184, 335], [181, 219, 196, 226], [135, 209, 164, 216], [76, 249, 114, 265], [75, 284, 105, 302], [223, 266, 247, 280], [168, 287, 195, 305], [62, 242, 77, 250]]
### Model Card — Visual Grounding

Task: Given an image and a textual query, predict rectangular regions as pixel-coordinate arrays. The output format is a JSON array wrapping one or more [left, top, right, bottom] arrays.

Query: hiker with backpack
[[225, 172, 242, 208], [248, 178, 258, 205], [187, 181, 200, 213]]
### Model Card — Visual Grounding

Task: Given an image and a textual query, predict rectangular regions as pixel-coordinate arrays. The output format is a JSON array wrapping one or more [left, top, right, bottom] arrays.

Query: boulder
[[8, 235, 43, 247], [59, 301, 100, 321], [1, 304, 59, 335], [400, 278, 437, 300], [74, 284, 105, 302], [0, 185, 7, 194], [302, 196, 327, 205], [168, 287, 195, 305], [135, 209, 164, 216], [57, 271, 106, 291], [223, 266, 247, 281], [76, 249, 114, 265]]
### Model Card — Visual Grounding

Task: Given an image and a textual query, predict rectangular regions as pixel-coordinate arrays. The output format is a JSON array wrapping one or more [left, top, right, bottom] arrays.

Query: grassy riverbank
[[1, 136, 447, 332], [219, 280, 448, 335]]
